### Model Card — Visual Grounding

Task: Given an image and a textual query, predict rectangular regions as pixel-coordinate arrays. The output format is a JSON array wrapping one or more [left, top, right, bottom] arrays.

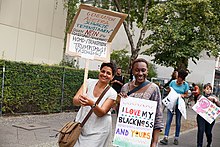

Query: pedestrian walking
[[192, 83, 200, 103], [160, 69, 189, 145], [196, 83, 220, 147]]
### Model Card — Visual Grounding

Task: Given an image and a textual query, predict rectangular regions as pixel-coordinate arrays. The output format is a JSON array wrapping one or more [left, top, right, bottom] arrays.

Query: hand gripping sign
[[192, 96, 220, 124]]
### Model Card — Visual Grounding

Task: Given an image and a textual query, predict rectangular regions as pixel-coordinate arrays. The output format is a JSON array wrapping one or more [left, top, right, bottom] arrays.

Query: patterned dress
[[74, 79, 117, 147]]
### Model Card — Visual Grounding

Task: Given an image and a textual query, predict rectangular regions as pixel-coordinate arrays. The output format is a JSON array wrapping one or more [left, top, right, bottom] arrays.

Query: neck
[[96, 81, 108, 89], [133, 80, 146, 87]]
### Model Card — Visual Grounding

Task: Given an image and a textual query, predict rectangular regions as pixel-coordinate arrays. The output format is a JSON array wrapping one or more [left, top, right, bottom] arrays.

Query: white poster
[[178, 97, 187, 119], [66, 4, 127, 61], [192, 96, 220, 124], [68, 35, 107, 59], [162, 87, 179, 112], [113, 97, 157, 147]]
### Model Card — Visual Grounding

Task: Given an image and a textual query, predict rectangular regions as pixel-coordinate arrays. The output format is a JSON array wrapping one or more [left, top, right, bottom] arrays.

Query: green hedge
[[0, 60, 99, 115]]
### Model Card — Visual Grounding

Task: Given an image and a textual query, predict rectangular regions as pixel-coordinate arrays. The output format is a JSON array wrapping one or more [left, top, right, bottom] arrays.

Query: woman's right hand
[[79, 95, 94, 107]]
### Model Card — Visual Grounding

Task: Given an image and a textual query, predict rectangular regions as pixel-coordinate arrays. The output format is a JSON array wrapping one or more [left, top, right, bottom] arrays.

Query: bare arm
[[78, 94, 115, 117], [73, 84, 84, 106], [92, 98, 115, 117], [208, 96, 220, 107], [181, 91, 188, 98], [151, 129, 160, 147]]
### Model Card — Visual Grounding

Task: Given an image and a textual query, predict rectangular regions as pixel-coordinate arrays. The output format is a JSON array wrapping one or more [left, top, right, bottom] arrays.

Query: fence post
[[1, 64, 5, 116], [61, 67, 65, 112]]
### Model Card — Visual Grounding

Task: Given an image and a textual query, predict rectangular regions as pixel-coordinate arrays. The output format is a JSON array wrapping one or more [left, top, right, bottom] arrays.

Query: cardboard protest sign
[[162, 87, 179, 112], [66, 4, 127, 61], [65, 4, 127, 93], [113, 97, 157, 147], [192, 96, 220, 124]]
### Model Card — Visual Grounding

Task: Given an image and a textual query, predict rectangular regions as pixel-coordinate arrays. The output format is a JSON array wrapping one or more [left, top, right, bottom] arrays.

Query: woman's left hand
[[79, 95, 94, 106]]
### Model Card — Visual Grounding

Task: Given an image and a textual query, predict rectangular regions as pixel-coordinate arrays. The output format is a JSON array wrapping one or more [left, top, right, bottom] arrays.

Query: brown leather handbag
[[58, 85, 110, 147]]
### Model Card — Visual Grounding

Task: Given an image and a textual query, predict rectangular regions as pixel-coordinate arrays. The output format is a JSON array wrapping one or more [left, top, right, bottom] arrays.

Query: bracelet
[[91, 104, 97, 109]]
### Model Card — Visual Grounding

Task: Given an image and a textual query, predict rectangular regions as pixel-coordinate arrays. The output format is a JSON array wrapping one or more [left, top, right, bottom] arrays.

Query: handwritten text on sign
[[72, 9, 120, 41], [113, 97, 157, 147], [68, 35, 107, 59]]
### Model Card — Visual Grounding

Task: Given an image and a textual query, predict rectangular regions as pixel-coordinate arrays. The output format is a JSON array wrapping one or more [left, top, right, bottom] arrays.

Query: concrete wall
[[0, 0, 67, 64]]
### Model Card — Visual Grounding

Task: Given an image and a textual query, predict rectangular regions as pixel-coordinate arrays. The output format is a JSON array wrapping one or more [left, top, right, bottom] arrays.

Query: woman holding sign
[[119, 58, 164, 147], [73, 62, 117, 147], [196, 83, 220, 147], [160, 69, 189, 145]]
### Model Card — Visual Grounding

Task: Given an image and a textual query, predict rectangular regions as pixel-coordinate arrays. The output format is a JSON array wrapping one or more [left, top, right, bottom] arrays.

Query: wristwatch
[[91, 104, 97, 109]]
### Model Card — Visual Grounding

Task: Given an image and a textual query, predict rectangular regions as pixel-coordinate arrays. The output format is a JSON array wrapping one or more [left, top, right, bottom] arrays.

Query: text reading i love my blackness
[[113, 97, 157, 147]]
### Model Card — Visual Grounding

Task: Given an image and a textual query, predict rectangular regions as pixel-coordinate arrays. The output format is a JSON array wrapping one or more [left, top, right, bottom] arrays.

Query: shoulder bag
[[58, 85, 110, 147]]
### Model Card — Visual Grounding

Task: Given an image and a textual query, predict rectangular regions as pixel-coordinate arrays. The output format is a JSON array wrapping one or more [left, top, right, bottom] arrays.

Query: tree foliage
[[110, 49, 130, 73], [94, 0, 161, 71], [143, 0, 220, 70]]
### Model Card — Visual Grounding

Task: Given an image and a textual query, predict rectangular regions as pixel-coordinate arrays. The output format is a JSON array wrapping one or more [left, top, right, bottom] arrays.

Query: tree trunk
[[113, 0, 149, 74], [177, 58, 188, 71]]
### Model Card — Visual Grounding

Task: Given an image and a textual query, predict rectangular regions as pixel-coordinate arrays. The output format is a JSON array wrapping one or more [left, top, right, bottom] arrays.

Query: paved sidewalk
[[158, 121, 220, 147], [0, 112, 75, 147], [0, 107, 219, 147]]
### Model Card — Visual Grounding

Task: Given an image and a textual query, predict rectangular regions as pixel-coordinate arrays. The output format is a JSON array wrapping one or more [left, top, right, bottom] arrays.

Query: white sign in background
[[68, 35, 107, 59], [113, 97, 157, 147], [162, 87, 179, 112]]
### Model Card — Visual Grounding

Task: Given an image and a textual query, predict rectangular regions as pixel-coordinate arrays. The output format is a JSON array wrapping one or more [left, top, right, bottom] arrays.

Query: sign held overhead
[[66, 4, 127, 61]]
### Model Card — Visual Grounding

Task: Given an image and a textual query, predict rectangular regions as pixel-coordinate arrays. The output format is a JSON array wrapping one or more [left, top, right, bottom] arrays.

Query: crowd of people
[[72, 58, 220, 147]]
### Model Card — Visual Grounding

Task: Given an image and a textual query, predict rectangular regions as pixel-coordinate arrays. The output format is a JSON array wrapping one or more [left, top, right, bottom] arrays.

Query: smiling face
[[132, 62, 148, 85], [204, 86, 212, 95], [99, 66, 113, 84]]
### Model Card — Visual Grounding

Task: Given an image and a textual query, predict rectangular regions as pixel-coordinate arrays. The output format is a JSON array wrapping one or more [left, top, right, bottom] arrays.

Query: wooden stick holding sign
[[65, 4, 127, 94], [82, 42, 111, 94], [83, 59, 89, 95]]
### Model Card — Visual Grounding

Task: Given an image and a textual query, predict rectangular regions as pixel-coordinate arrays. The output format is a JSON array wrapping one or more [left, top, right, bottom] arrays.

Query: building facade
[[0, 0, 67, 64]]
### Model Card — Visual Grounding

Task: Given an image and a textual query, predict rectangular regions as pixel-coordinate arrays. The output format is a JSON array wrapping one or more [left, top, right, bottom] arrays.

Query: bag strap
[[127, 81, 150, 96], [80, 85, 110, 127]]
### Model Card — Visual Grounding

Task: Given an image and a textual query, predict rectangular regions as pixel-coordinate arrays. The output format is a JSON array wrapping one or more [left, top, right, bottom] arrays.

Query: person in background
[[73, 62, 117, 147], [164, 70, 178, 88], [162, 70, 178, 100], [111, 67, 125, 114], [111, 67, 125, 93], [192, 83, 200, 103], [160, 69, 189, 145], [120, 58, 164, 147], [129, 67, 135, 81], [196, 83, 220, 147]]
